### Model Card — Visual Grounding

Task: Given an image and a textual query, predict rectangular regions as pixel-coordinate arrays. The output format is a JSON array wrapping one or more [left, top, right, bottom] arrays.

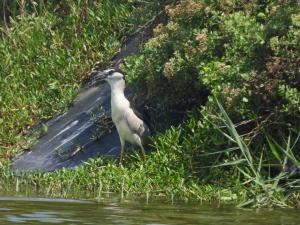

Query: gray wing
[[124, 108, 150, 143], [133, 108, 144, 121]]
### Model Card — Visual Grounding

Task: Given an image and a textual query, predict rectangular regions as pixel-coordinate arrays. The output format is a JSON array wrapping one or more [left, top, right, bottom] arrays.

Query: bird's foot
[[141, 148, 146, 160], [119, 156, 125, 165]]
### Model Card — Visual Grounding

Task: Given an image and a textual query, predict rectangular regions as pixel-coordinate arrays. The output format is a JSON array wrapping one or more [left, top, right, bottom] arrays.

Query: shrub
[[122, 0, 300, 180]]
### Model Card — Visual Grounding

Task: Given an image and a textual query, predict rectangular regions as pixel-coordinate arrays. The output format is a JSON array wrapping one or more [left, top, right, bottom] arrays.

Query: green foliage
[[123, 0, 299, 117], [2, 106, 299, 207], [0, 0, 299, 208], [0, 0, 160, 159], [0, 127, 228, 202], [212, 98, 299, 208], [120, 0, 300, 207], [122, 0, 300, 154]]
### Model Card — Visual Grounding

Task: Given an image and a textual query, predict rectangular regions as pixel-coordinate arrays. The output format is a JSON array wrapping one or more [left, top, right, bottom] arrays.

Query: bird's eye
[[108, 69, 115, 76]]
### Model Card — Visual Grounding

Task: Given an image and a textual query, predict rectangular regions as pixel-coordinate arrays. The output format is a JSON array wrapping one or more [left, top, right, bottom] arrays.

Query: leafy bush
[[122, 0, 300, 147], [121, 0, 300, 205]]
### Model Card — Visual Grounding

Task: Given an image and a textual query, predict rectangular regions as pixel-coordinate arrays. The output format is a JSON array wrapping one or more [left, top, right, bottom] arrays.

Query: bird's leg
[[134, 135, 145, 158], [119, 138, 125, 164], [140, 145, 146, 158], [135, 135, 146, 158]]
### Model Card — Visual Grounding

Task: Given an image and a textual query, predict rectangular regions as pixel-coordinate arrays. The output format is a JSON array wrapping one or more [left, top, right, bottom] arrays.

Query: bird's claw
[[119, 155, 125, 165]]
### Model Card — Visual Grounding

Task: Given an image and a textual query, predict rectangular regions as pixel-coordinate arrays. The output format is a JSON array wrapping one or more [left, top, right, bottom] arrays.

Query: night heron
[[92, 69, 150, 162]]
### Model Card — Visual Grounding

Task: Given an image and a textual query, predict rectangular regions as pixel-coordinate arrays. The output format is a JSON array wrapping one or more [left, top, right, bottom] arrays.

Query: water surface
[[0, 197, 299, 225]]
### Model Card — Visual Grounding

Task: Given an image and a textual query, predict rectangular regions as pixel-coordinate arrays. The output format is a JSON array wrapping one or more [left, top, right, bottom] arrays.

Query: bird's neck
[[110, 81, 126, 98], [110, 80, 129, 111]]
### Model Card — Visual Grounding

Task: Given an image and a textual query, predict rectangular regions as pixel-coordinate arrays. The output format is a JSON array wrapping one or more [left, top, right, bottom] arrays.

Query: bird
[[93, 68, 151, 163]]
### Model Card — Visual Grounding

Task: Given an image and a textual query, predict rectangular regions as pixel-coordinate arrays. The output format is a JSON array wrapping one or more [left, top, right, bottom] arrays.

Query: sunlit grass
[[0, 0, 157, 160], [0, 1, 299, 208], [0, 100, 299, 207], [203, 98, 300, 207], [0, 131, 234, 203]]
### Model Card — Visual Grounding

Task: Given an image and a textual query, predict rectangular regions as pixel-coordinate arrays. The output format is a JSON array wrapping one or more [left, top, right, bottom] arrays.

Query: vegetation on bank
[[122, 0, 300, 207], [0, 0, 162, 159], [0, 0, 300, 208]]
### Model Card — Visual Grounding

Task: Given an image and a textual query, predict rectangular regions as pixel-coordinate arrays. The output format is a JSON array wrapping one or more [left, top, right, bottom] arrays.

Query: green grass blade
[[199, 147, 239, 156], [266, 136, 282, 162], [215, 97, 253, 165], [215, 97, 260, 178], [199, 159, 247, 168]]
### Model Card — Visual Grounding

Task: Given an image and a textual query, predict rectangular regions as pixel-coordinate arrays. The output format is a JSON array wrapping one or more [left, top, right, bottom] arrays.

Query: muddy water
[[0, 197, 299, 225]]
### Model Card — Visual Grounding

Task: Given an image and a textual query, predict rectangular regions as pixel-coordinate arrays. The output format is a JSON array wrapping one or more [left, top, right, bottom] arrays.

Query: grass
[[0, 0, 162, 160], [0, 130, 237, 203], [0, 1, 299, 209], [1, 99, 299, 207], [199, 97, 300, 208]]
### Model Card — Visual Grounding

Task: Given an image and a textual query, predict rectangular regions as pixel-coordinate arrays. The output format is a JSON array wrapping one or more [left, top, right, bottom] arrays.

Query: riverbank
[[0, 141, 299, 208], [1, 103, 300, 208], [0, 0, 299, 208]]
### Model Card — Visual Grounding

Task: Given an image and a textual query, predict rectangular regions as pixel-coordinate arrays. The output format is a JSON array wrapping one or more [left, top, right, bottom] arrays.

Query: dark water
[[0, 197, 299, 225]]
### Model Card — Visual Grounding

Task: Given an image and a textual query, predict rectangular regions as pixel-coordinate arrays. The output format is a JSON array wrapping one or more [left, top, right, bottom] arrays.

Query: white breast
[[115, 120, 136, 144], [111, 93, 136, 144]]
